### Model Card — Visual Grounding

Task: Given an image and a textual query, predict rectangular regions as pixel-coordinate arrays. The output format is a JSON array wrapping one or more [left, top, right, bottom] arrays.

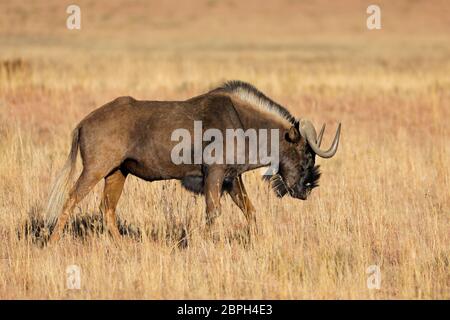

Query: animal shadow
[[18, 210, 141, 247]]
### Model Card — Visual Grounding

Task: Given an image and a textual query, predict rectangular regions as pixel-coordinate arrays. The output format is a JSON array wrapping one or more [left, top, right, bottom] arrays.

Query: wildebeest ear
[[285, 126, 301, 143]]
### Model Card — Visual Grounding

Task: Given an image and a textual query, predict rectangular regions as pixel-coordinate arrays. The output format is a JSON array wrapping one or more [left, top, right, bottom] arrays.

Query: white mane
[[215, 80, 296, 127]]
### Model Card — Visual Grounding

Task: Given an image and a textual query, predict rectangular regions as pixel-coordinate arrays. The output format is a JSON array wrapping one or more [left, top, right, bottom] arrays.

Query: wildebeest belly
[[181, 176, 234, 195], [121, 157, 202, 182], [121, 157, 234, 194]]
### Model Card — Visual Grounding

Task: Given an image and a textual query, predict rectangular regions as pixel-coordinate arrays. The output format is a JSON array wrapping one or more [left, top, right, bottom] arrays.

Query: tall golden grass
[[0, 0, 448, 299]]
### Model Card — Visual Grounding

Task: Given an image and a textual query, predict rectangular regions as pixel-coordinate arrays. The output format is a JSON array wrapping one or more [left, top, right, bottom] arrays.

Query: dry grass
[[0, 0, 449, 299]]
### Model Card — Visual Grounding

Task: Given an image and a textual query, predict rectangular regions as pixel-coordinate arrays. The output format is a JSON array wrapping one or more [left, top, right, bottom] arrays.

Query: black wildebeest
[[46, 80, 340, 243]]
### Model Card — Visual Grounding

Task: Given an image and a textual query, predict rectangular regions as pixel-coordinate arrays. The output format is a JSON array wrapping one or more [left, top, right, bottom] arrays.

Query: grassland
[[0, 0, 449, 299]]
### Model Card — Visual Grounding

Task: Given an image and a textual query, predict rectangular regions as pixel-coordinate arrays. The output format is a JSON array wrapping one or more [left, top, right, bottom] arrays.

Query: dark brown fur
[[46, 81, 321, 243]]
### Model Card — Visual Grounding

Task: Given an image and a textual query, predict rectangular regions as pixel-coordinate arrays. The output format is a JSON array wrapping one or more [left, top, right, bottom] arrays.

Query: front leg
[[204, 166, 225, 227], [228, 175, 257, 234]]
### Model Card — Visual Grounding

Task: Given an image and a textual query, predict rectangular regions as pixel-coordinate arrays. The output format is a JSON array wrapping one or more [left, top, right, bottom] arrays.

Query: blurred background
[[1, 0, 449, 44]]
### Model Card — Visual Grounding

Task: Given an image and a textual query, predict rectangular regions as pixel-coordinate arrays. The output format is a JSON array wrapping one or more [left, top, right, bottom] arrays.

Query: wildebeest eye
[[305, 165, 321, 189]]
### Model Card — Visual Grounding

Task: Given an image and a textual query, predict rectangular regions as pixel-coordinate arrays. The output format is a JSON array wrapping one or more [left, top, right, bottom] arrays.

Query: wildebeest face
[[271, 128, 320, 200], [291, 163, 321, 200], [266, 120, 340, 200]]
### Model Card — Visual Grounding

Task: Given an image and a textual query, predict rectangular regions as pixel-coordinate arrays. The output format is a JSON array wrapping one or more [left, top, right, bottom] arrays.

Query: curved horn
[[317, 124, 325, 147], [299, 120, 341, 158]]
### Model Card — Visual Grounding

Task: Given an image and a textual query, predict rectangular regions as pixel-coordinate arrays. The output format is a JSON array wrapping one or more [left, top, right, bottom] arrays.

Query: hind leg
[[99, 169, 127, 242], [48, 169, 103, 244]]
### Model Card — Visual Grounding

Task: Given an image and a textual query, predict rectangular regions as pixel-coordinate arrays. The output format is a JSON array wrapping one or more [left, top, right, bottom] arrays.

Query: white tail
[[45, 128, 80, 227]]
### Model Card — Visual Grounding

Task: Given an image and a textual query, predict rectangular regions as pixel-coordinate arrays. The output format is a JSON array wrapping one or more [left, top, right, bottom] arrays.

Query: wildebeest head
[[269, 119, 341, 200]]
